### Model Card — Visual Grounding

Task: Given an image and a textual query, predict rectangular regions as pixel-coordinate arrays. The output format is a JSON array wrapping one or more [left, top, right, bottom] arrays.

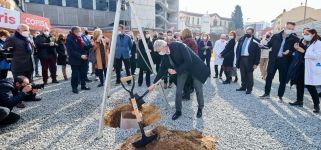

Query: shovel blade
[[132, 133, 158, 148]]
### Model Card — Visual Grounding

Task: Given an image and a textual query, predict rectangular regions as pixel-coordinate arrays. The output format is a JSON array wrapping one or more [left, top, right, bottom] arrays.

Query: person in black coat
[[130, 37, 137, 75], [0, 77, 34, 125], [149, 40, 210, 120], [56, 34, 68, 80], [66, 27, 90, 94], [221, 31, 237, 84], [137, 31, 153, 87], [260, 22, 300, 101], [235, 27, 261, 94], [199, 33, 213, 71]]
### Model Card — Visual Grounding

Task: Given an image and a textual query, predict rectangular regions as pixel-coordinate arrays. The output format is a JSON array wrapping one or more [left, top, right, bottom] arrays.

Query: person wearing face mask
[[66, 26, 91, 94], [220, 31, 237, 84], [259, 22, 300, 101], [136, 31, 154, 87], [32, 31, 41, 77], [288, 29, 320, 113], [3, 24, 34, 82], [213, 34, 226, 79], [259, 33, 272, 80], [149, 40, 210, 120], [81, 27, 93, 83], [0, 29, 11, 79], [235, 27, 261, 94], [200, 33, 213, 75], [35, 27, 59, 85], [91, 28, 109, 87], [115, 24, 132, 85], [195, 32, 202, 51]]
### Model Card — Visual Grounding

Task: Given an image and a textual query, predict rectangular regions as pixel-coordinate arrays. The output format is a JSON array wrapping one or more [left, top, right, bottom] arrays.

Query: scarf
[[14, 31, 33, 54], [72, 34, 84, 49]]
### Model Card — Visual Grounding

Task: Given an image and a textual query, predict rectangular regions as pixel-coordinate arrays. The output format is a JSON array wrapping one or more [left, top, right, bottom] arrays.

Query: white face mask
[[229, 36, 234, 39], [118, 31, 122, 35], [77, 32, 83, 37], [203, 36, 208, 40], [0, 37, 6, 41], [284, 29, 294, 35], [44, 31, 50, 37], [195, 36, 200, 39], [146, 34, 150, 38], [303, 35, 313, 41], [21, 31, 30, 38]]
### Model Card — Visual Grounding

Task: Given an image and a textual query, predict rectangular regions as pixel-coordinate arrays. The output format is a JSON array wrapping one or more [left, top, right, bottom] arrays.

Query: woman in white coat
[[303, 29, 320, 113], [213, 34, 227, 79]]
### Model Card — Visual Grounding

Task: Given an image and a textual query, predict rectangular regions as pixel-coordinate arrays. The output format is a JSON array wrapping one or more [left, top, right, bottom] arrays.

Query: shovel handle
[[121, 76, 133, 83], [130, 98, 143, 122]]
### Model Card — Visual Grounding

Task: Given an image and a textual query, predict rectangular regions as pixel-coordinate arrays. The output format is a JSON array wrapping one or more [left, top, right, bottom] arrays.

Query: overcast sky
[[179, 0, 321, 22]]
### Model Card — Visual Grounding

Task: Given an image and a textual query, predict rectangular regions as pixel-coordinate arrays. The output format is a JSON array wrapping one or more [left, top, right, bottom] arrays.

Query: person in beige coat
[[92, 28, 109, 87]]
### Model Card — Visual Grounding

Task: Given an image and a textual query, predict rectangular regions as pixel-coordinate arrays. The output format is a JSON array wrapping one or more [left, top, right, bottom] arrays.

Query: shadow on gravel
[[215, 76, 321, 149]]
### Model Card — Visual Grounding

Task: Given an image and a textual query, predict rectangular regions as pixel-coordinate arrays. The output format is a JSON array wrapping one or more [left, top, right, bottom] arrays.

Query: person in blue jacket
[[115, 24, 132, 84]]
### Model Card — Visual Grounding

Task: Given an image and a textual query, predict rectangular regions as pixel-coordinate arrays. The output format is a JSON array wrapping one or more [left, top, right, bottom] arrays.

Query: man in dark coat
[[3, 24, 34, 82], [0, 76, 34, 125], [149, 40, 210, 120], [35, 27, 59, 84], [260, 22, 300, 102], [235, 27, 261, 94], [66, 26, 90, 94]]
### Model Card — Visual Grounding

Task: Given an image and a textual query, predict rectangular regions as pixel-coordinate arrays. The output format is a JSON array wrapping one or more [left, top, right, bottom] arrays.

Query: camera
[[27, 83, 45, 95]]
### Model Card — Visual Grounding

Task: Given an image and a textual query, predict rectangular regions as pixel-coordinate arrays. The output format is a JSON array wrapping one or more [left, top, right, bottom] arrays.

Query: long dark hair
[[307, 29, 320, 44]]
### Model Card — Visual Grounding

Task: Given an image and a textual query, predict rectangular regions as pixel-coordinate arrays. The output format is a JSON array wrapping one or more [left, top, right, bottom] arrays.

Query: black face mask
[[84, 31, 89, 35], [266, 35, 271, 39], [245, 34, 252, 38]]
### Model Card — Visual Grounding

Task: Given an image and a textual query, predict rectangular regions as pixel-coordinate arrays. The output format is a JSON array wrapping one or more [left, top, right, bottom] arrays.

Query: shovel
[[120, 76, 158, 148]]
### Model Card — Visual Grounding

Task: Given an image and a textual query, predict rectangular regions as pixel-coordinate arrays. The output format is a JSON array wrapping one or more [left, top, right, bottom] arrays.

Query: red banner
[[20, 12, 51, 31]]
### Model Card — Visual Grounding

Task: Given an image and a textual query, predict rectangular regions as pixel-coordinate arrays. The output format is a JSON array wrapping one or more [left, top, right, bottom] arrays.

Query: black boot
[[313, 105, 320, 113], [289, 101, 303, 107], [196, 108, 202, 118], [172, 111, 182, 120]]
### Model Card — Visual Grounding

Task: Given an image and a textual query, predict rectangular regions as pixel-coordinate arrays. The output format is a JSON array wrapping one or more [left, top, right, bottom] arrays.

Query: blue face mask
[[303, 35, 313, 41], [78, 32, 83, 37]]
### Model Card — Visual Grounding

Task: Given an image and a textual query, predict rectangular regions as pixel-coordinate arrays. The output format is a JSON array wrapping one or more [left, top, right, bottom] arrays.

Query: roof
[[179, 11, 231, 21]]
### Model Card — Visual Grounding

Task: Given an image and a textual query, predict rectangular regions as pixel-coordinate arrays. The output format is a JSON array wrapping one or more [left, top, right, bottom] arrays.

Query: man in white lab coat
[[214, 34, 227, 79]]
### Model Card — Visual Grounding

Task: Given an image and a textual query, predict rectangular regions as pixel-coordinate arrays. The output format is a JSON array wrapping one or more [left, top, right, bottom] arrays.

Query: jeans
[[34, 55, 40, 75], [71, 61, 87, 90], [176, 72, 204, 111]]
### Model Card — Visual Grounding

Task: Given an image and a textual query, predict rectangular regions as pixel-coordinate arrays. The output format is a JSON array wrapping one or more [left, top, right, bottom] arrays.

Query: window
[[66, 0, 78, 8], [49, 0, 62, 6], [109, 0, 116, 12], [82, 0, 93, 9], [29, 0, 45, 4], [96, 0, 108, 11]]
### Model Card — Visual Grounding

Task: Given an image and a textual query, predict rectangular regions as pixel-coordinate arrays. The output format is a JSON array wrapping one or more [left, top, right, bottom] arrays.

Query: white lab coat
[[214, 39, 227, 65], [305, 40, 321, 86]]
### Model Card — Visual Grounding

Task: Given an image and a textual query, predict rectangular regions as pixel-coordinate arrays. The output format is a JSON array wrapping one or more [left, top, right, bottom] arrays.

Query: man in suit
[[260, 22, 300, 102], [66, 26, 91, 94], [149, 40, 210, 120], [115, 24, 132, 84], [236, 27, 261, 94]]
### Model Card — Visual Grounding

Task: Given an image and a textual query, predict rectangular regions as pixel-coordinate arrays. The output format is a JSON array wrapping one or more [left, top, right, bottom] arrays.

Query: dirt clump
[[116, 126, 217, 150], [104, 103, 161, 128]]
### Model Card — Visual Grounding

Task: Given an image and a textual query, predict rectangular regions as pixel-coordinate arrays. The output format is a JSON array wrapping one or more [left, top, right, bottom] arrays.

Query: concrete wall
[[24, 3, 115, 27]]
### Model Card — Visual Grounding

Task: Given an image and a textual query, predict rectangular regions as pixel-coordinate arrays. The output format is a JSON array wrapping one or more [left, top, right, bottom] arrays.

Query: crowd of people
[[1, 21, 321, 126]]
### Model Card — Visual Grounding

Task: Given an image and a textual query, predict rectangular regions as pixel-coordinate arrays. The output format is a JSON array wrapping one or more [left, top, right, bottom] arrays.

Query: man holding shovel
[[148, 40, 210, 120]]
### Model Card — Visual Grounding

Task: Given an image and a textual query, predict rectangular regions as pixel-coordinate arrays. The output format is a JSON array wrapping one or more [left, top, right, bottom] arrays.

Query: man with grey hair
[[235, 27, 261, 95], [149, 40, 210, 120]]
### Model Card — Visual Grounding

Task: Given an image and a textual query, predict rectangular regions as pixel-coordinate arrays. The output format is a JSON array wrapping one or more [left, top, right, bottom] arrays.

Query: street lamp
[[304, 0, 307, 24]]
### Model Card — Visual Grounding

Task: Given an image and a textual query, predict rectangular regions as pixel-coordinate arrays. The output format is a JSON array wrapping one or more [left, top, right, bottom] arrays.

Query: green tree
[[231, 5, 244, 30]]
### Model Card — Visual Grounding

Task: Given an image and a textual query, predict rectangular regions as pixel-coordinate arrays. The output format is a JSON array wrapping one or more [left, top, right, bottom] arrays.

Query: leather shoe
[[52, 80, 59, 84], [313, 105, 320, 113], [97, 84, 104, 87], [259, 94, 270, 99], [85, 79, 92, 83], [222, 80, 231, 84], [72, 89, 79, 94], [196, 109, 202, 118], [236, 87, 246, 91], [172, 111, 182, 120], [246, 91, 252, 94], [289, 101, 303, 107], [81, 87, 91, 90]]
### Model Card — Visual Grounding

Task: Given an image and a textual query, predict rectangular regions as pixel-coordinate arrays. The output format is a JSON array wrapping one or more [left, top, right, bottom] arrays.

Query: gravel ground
[[1, 63, 321, 150]]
